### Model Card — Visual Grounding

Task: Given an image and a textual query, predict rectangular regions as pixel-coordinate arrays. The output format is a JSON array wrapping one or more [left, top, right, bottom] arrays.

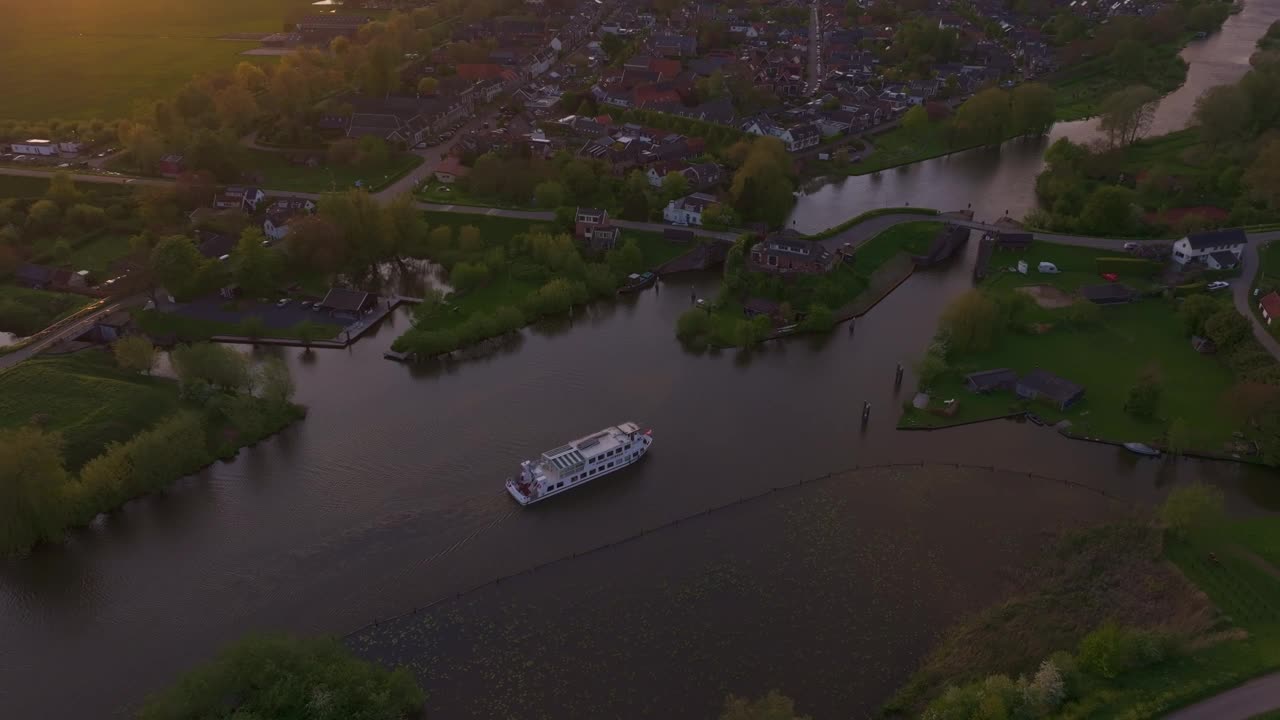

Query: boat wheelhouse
[[505, 422, 653, 505]]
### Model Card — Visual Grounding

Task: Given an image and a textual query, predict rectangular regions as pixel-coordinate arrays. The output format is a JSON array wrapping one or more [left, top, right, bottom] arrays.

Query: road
[[1163, 671, 1280, 720], [0, 297, 137, 372], [807, 1, 822, 96]]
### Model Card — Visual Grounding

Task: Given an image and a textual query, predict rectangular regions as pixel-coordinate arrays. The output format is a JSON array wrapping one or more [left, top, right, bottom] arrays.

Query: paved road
[[0, 297, 138, 372], [807, 1, 822, 96], [1163, 671, 1280, 720]]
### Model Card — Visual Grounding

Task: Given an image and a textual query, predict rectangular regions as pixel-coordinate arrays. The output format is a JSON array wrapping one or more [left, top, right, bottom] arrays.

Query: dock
[[211, 295, 421, 349]]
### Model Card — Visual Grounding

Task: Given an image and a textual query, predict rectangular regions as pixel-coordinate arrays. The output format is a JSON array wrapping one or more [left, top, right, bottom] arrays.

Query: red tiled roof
[[633, 85, 682, 105], [1261, 292, 1280, 318], [649, 58, 682, 78], [435, 156, 469, 176]]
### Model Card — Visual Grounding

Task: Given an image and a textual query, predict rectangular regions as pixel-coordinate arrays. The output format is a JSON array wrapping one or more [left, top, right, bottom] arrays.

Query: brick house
[[749, 231, 834, 274]]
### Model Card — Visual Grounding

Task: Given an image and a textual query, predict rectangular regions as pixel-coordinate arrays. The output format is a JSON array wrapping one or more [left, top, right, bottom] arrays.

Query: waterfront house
[[749, 230, 834, 275], [433, 156, 469, 184], [575, 207, 610, 241], [1172, 228, 1247, 266], [1260, 291, 1280, 326], [158, 154, 186, 178], [262, 199, 315, 242], [965, 368, 1017, 393], [1015, 369, 1085, 410], [318, 288, 376, 320], [663, 193, 719, 226], [1079, 283, 1138, 305]]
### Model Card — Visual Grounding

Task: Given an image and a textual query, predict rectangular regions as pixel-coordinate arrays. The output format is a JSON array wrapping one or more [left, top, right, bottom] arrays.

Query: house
[[1206, 251, 1240, 270], [741, 117, 820, 152], [1015, 369, 1085, 410], [1260, 291, 1280, 325], [433, 156, 470, 184], [653, 34, 697, 57], [14, 263, 55, 289], [318, 288, 376, 320], [296, 14, 369, 44], [195, 230, 235, 260], [575, 207, 610, 241], [1172, 228, 1248, 266], [749, 230, 834, 274], [663, 193, 719, 226], [214, 187, 266, 213], [158, 155, 186, 177], [585, 225, 621, 252], [965, 368, 1017, 393], [1079, 283, 1138, 305], [11, 139, 57, 156], [263, 199, 315, 241], [742, 297, 782, 320]]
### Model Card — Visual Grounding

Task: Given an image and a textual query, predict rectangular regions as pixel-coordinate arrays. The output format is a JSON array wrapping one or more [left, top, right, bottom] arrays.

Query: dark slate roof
[[16, 263, 53, 284], [1017, 369, 1084, 405], [1079, 283, 1137, 302], [1209, 250, 1240, 266], [1186, 227, 1247, 250], [994, 231, 1032, 246], [195, 230, 234, 259], [320, 288, 371, 313], [965, 368, 1016, 391]]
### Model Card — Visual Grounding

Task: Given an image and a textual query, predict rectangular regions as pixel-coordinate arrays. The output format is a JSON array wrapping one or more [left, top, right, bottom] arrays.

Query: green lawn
[[985, 241, 1153, 294], [853, 221, 940, 267], [133, 309, 341, 343], [1049, 42, 1190, 121], [0, 174, 134, 201], [30, 231, 135, 275], [246, 150, 424, 193], [417, 182, 536, 211], [902, 300, 1243, 453], [421, 211, 555, 238], [0, 350, 182, 469], [0, 284, 92, 336], [1259, 242, 1280, 285], [848, 124, 959, 175], [0, 0, 314, 120]]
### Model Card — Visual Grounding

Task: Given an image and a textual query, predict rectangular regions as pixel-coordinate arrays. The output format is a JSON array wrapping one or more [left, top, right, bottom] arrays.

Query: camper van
[[1037, 262, 1060, 274]]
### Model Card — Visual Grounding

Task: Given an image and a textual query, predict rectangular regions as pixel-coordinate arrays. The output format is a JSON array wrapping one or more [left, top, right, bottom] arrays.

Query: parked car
[[276, 298, 291, 307], [1123, 242, 1138, 251], [1207, 281, 1230, 291]]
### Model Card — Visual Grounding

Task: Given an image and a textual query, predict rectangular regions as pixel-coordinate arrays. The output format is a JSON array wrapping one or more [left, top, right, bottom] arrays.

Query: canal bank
[[785, 0, 1280, 234]]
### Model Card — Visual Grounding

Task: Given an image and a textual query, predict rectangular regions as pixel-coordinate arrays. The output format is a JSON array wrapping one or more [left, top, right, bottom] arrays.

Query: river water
[[3, 6, 1280, 718], [787, 0, 1280, 234]]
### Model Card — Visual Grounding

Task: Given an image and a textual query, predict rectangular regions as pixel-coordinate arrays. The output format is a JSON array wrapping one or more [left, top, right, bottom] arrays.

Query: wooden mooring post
[[894, 363, 904, 387], [861, 401, 871, 426]]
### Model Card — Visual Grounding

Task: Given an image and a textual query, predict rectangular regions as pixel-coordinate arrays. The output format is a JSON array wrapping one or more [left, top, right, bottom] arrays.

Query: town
[[2, 0, 1280, 719]]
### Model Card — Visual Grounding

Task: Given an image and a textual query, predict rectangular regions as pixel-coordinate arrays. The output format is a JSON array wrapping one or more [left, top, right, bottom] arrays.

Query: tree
[[0, 427, 71, 554], [1160, 483, 1225, 536], [720, 691, 812, 720], [136, 634, 424, 720], [25, 199, 61, 235], [240, 316, 267, 340], [1079, 186, 1137, 234], [45, 171, 82, 208], [185, 129, 242, 182], [534, 180, 565, 209], [257, 357, 295, 410], [119, 121, 164, 174], [661, 171, 691, 204], [148, 235, 206, 300], [232, 228, 280, 296], [1244, 140, 1280, 209], [1110, 39, 1146, 82], [450, 261, 491, 292], [901, 104, 930, 138], [1124, 363, 1162, 420], [234, 61, 267, 91], [1099, 85, 1160, 147], [1188, 3, 1222, 32], [729, 137, 795, 228], [1179, 294, 1219, 335], [606, 239, 645, 278], [171, 342, 251, 392], [417, 76, 439, 96], [66, 203, 106, 230], [113, 336, 156, 375], [952, 88, 1011, 147], [1194, 85, 1252, 147], [1204, 307, 1251, 349], [1009, 83, 1055, 136], [284, 215, 346, 274], [940, 290, 1001, 352]]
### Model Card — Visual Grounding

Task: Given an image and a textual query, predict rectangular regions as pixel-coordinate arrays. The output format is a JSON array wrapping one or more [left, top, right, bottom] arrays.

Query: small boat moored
[[618, 271, 656, 293], [506, 422, 653, 505], [1123, 442, 1161, 457]]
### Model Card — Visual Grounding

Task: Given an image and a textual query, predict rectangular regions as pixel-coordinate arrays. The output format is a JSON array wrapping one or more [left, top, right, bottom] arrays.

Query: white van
[[1037, 262, 1060, 274]]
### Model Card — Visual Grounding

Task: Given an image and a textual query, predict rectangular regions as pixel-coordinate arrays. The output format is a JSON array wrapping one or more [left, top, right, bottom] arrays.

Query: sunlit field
[[0, 0, 317, 120]]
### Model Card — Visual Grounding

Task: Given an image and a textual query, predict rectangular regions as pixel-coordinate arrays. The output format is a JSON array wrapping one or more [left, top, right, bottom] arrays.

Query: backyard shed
[[1016, 369, 1085, 410], [1079, 283, 1137, 305], [319, 288, 376, 319], [965, 368, 1017, 393]]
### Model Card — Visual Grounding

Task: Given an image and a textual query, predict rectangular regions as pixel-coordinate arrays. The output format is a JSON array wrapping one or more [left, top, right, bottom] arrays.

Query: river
[[3, 6, 1280, 718], [787, 0, 1280, 234]]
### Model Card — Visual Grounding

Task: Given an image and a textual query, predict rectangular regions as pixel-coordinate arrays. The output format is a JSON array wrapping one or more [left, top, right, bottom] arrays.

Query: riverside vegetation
[[0, 341, 302, 555], [675, 222, 942, 349], [885, 483, 1280, 720], [903, 255, 1280, 461], [1032, 21, 1280, 236]]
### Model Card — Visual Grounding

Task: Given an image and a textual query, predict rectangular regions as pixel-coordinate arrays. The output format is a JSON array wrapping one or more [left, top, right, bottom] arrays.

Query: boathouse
[[1016, 369, 1085, 410]]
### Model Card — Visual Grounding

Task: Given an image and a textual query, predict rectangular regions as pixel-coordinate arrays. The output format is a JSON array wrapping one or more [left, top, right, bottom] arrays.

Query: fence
[[342, 460, 1124, 640]]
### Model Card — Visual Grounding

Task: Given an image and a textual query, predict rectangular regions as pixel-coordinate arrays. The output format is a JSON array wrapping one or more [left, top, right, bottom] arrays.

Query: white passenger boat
[[505, 422, 653, 505]]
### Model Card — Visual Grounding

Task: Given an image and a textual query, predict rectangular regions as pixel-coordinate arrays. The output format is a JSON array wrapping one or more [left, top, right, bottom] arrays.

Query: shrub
[[800, 303, 834, 332], [940, 290, 1001, 353], [676, 308, 711, 343], [1077, 623, 1173, 680]]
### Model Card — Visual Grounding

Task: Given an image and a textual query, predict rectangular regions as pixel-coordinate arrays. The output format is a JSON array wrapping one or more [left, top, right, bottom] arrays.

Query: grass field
[[901, 299, 1243, 453], [31, 231, 135, 275], [0, 285, 92, 336], [0, 0, 315, 120], [247, 150, 424, 193], [0, 350, 181, 469], [1050, 45, 1189, 120], [985, 240, 1153, 294]]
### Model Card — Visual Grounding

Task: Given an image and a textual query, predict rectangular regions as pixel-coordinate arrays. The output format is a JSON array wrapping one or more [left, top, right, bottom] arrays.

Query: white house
[[1171, 228, 1248, 267], [663, 193, 719, 226], [12, 139, 57, 156], [262, 198, 316, 241], [740, 118, 821, 152]]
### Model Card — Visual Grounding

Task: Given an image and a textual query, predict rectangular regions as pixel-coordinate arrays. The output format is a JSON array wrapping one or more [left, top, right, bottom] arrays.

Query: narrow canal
[[3, 5, 1280, 716], [787, 0, 1280, 233]]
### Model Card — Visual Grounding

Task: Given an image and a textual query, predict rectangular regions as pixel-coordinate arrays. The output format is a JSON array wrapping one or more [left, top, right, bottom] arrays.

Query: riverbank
[[0, 346, 304, 555], [347, 464, 1124, 719], [885, 490, 1280, 719]]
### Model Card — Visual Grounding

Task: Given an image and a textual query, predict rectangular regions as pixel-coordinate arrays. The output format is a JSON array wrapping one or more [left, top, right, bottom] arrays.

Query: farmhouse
[[749, 230, 834, 275], [1015, 369, 1085, 410], [1171, 228, 1247, 266]]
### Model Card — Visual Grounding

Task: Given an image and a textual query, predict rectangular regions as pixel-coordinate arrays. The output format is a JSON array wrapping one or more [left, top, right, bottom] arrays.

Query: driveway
[[1163, 671, 1280, 720]]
